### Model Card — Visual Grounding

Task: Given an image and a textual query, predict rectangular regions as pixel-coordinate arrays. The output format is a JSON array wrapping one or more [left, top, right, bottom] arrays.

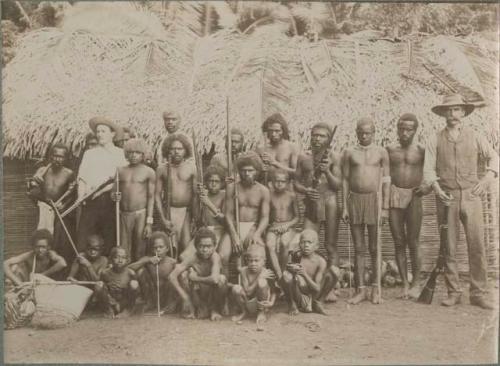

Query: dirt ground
[[4, 283, 498, 365]]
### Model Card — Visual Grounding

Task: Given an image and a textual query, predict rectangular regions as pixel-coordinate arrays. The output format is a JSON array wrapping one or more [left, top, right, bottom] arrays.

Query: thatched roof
[[3, 3, 499, 160]]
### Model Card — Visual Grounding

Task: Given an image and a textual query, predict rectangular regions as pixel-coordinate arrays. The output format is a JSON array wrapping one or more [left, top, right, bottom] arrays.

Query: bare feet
[[347, 288, 367, 305], [324, 289, 338, 303], [256, 311, 267, 331], [371, 286, 383, 304], [398, 285, 410, 300], [115, 308, 132, 318], [231, 311, 246, 323], [210, 310, 222, 321], [288, 302, 299, 316], [104, 306, 115, 319], [408, 285, 421, 300], [312, 300, 328, 315]]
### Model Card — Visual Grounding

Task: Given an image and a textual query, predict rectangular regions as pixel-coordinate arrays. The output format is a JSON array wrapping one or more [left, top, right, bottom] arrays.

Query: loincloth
[[347, 191, 378, 225], [170, 207, 188, 239], [305, 190, 336, 222], [238, 222, 258, 247], [37, 201, 55, 234], [268, 220, 300, 252], [390, 185, 415, 209]]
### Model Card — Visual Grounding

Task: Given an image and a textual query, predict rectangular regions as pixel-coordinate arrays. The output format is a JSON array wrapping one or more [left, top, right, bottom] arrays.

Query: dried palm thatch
[[2, 3, 498, 160]]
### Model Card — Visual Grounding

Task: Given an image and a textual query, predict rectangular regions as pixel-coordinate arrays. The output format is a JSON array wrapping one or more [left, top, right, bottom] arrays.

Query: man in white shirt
[[76, 117, 127, 255]]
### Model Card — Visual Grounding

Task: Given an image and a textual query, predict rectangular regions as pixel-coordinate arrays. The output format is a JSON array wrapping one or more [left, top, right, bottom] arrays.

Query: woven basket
[[31, 284, 93, 329]]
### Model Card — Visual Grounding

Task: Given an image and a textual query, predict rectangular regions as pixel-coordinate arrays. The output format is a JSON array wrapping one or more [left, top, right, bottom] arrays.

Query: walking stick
[[115, 170, 120, 247], [49, 200, 79, 257]]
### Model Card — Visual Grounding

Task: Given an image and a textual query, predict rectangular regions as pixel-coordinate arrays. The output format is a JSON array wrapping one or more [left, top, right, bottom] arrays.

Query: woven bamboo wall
[[3, 159, 499, 274]]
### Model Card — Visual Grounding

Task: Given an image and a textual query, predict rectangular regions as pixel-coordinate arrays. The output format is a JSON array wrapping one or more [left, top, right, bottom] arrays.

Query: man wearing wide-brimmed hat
[[76, 117, 127, 256], [424, 93, 498, 310]]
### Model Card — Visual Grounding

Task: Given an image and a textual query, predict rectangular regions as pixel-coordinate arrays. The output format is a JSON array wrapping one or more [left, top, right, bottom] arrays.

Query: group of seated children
[[4, 223, 338, 328]]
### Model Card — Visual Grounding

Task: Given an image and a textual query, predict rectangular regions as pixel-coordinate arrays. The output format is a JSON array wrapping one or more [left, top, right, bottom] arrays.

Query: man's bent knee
[[130, 280, 139, 291]]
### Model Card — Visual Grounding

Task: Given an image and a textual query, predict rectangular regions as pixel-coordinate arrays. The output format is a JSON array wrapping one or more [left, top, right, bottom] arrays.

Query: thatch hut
[[3, 3, 498, 274]]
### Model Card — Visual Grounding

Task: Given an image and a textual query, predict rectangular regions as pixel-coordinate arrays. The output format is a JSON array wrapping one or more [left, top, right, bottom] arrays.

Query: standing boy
[[266, 169, 299, 280], [112, 138, 155, 262], [231, 245, 276, 331], [4, 229, 67, 287], [342, 118, 390, 304], [129, 231, 178, 314], [282, 229, 330, 315], [168, 228, 228, 320], [386, 113, 427, 299], [95, 247, 141, 318], [156, 134, 197, 256]]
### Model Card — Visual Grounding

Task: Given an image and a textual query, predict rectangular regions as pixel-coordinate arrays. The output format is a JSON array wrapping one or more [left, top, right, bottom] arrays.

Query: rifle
[[49, 200, 79, 257], [226, 98, 242, 270], [418, 205, 448, 304], [309, 125, 338, 222], [165, 155, 178, 260], [191, 129, 205, 228], [60, 177, 114, 218]]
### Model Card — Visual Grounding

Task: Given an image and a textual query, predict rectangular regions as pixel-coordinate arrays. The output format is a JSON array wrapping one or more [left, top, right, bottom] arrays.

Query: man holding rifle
[[295, 123, 342, 302], [76, 117, 127, 256], [424, 94, 498, 309]]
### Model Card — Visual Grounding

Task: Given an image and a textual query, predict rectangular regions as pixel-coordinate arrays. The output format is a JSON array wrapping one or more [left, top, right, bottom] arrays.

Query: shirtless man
[[342, 117, 390, 304], [4, 229, 67, 287], [282, 229, 328, 315], [266, 170, 299, 280], [156, 134, 197, 256], [210, 128, 245, 174], [386, 113, 428, 299], [27, 144, 76, 264], [168, 228, 228, 320], [129, 231, 177, 314], [255, 113, 300, 183], [156, 111, 193, 165], [218, 152, 271, 278], [112, 138, 155, 262], [67, 234, 108, 283], [295, 123, 342, 301]]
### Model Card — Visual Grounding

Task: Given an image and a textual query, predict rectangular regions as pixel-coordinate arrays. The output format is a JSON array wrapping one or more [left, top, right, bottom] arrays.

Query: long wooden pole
[[50, 200, 79, 256], [115, 171, 120, 247]]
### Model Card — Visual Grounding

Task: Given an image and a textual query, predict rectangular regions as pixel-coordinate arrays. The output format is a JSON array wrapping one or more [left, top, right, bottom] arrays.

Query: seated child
[[67, 234, 108, 282], [129, 231, 177, 315], [95, 247, 141, 318], [231, 245, 276, 331], [282, 229, 332, 316], [169, 227, 228, 321], [265, 169, 299, 280], [4, 229, 67, 288]]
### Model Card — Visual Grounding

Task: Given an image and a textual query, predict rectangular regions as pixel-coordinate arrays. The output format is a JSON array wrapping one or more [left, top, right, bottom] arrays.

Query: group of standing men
[[6, 93, 497, 324]]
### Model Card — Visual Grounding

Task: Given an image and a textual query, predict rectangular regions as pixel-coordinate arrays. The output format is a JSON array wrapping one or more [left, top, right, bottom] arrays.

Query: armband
[[382, 176, 391, 183], [146, 216, 154, 225]]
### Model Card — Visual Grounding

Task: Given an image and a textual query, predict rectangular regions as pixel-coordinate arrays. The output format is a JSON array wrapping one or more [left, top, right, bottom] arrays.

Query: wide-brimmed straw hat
[[431, 94, 475, 117], [88, 116, 121, 133]]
